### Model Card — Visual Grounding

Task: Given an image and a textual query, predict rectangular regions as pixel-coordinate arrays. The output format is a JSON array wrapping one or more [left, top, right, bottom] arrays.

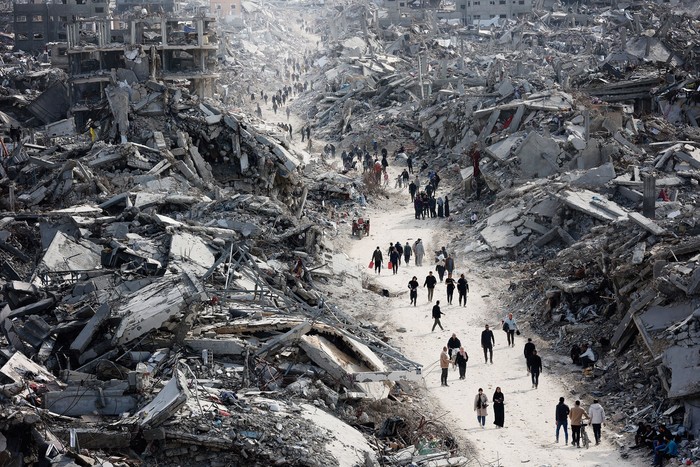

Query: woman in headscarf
[[492, 387, 505, 428]]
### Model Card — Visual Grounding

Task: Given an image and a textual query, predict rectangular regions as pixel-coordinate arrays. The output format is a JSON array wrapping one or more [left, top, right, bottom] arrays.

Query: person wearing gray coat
[[413, 239, 425, 266]]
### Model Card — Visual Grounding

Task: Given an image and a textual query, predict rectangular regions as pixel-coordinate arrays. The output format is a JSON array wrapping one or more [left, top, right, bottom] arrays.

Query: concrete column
[[642, 175, 656, 219]]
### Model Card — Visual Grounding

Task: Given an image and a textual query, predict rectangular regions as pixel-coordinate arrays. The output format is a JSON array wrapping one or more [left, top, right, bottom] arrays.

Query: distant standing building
[[13, 0, 109, 53], [455, 0, 532, 24]]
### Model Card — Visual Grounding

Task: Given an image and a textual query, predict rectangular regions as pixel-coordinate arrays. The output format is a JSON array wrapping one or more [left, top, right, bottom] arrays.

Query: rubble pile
[[291, 0, 700, 459]]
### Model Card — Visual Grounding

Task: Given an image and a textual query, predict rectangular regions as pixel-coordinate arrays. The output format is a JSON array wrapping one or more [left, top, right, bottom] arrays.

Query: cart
[[352, 218, 370, 237]]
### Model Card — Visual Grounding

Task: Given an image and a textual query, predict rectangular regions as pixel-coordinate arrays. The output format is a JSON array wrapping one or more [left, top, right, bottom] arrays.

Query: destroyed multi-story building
[[12, 0, 109, 52], [63, 14, 219, 127]]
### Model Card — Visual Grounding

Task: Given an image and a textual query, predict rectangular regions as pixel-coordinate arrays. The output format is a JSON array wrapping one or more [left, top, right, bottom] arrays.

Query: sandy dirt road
[[341, 166, 638, 467]]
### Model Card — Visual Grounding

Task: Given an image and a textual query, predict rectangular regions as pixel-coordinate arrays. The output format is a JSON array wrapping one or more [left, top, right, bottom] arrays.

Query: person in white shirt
[[580, 344, 596, 368], [502, 313, 518, 347], [588, 399, 606, 445]]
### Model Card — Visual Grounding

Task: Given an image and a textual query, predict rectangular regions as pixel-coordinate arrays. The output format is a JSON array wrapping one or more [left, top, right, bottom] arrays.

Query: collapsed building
[[1, 0, 700, 465]]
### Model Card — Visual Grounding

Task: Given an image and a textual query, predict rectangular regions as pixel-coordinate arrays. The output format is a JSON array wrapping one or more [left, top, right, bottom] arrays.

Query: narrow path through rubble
[[343, 167, 638, 466]]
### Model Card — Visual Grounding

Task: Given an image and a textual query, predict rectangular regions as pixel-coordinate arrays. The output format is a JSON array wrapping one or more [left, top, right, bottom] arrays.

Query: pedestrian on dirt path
[[402, 169, 409, 186], [408, 276, 419, 306], [286, 107, 291, 120], [436, 196, 444, 217], [555, 397, 570, 444], [444, 195, 450, 217], [570, 400, 590, 448], [424, 271, 437, 302], [440, 346, 450, 386], [445, 273, 456, 305], [492, 387, 505, 428], [529, 349, 542, 388], [588, 399, 606, 445], [381, 153, 389, 173], [371, 246, 383, 275], [501, 312, 519, 347], [457, 274, 469, 306], [409, 180, 417, 202], [474, 388, 489, 428], [481, 324, 495, 364], [447, 333, 461, 359], [394, 242, 403, 266], [389, 247, 400, 275], [445, 255, 455, 276], [431, 301, 444, 331], [455, 347, 468, 379], [403, 241, 412, 265], [524, 338, 536, 374], [414, 239, 425, 266], [435, 259, 446, 282]]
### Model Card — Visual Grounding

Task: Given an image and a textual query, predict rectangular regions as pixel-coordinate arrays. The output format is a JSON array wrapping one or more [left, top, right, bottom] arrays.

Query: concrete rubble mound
[[1, 0, 700, 465]]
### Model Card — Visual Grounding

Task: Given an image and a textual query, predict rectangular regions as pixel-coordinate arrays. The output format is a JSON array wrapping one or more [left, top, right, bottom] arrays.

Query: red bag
[[387, 261, 393, 269], [368, 261, 374, 269]]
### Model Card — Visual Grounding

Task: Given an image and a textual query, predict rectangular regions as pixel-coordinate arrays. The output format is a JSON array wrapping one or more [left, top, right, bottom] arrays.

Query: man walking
[[524, 338, 536, 374], [439, 346, 450, 386], [447, 333, 461, 359], [457, 274, 469, 307], [371, 246, 383, 275], [501, 312, 518, 347], [529, 349, 542, 389], [570, 400, 589, 448], [588, 399, 605, 445], [414, 239, 425, 266], [408, 276, 419, 306], [431, 301, 444, 332], [403, 241, 412, 265], [555, 397, 570, 445], [481, 324, 495, 364], [424, 271, 437, 302]]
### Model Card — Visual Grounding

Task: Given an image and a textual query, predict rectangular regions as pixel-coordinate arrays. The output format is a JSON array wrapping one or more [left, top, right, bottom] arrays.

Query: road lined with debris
[[341, 168, 639, 466]]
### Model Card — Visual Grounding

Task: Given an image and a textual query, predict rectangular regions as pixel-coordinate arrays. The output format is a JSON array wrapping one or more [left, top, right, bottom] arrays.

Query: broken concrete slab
[[122, 369, 190, 428]]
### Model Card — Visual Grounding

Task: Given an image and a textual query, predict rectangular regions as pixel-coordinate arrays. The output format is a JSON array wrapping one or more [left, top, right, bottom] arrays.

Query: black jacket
[[447, 336, 461, 350], [457, 278, 469, 293], [556, 402, 570, 422], [432, 305, 442, 319], [424, 275, 437, 288], [408, 280, 419, 291], [481, 329, 495, 347], [529, 354, 543, 373], [455, 351, 469, 366], [372, 249, 383, 263], [445, 277, 456, 291], [524, 342, 536, 359]]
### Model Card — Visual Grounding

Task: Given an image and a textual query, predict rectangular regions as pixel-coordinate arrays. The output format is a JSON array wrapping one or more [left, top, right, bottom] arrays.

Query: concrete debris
[[1, 0, 700, 465]]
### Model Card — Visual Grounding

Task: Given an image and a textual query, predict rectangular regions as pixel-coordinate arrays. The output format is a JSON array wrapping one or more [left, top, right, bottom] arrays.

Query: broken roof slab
[[663, 345, 700, 399], [112, 273, 205, 345], [556, 189, 628, 222], [38, 231, 102, 273]]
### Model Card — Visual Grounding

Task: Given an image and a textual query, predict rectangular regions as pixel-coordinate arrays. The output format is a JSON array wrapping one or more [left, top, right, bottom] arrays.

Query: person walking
[[447, 333, 461, 359], [524, 338, 536, 374], [474, 388, 489, 428], [440, 347, 450, 386], [588, 399, 605, 445], [389, 248, 400, 275], [435, 259, 446, 282], [555, 397, 570, 444], [371, 246, 383, 275], [408, 276, 419, 306], [394, 242, 403, 266], [454, 347, 468, 379], [445, 255, 455, 276], [414, 239, 425, 266], [407, 154, 413, 173], [431, 301, 444, 332], [445, 274, 455, 305], [436, 196, 444, 218], [501, 312, 519, 347], [529, 349, 542, 388], [481, 324, 495, 364], [444, 195, 450, 217], [424, 271, 437, 302], [570, 400, 589, 448], [457, 274, 469, 307], [492, 387, 505, 428], [403, 241, 412, 265], [409, 180, 417, 203]]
